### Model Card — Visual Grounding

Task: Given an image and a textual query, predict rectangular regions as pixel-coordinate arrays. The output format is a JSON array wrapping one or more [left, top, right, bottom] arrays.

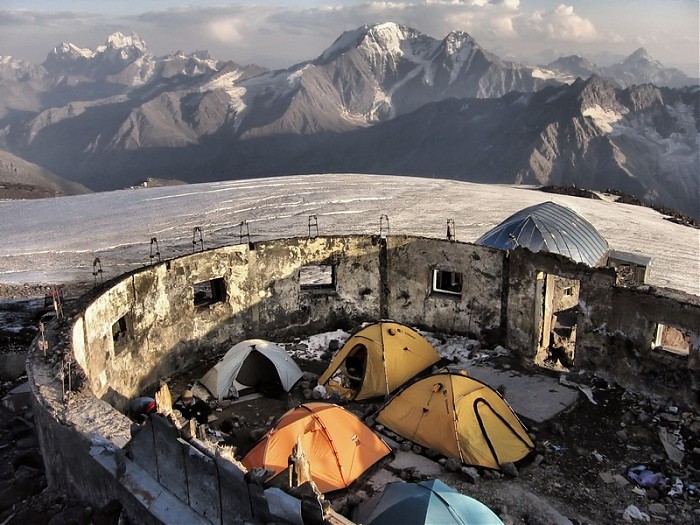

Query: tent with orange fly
[[242, 402, 391, 493]]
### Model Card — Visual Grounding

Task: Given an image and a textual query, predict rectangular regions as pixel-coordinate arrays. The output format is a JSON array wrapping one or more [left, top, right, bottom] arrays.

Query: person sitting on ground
[[173, 389, 211, 424], [128, 396, 156, 424]]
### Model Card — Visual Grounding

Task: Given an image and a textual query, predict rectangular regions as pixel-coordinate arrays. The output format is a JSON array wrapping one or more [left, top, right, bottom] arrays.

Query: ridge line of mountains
[[0, 23, 698, 217]]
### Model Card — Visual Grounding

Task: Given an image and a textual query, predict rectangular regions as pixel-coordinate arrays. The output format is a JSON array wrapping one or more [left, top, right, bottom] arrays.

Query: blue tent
[[475, 201, 608, 267], [355, 479, 504, 525]]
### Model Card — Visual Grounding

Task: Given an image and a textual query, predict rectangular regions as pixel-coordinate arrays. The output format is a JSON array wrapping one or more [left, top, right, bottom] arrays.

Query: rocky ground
[[1, 283, 699, 524]]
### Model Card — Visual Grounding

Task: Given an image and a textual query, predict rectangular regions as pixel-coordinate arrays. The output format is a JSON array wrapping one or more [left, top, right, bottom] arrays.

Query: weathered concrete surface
[[128, 421, 158, 481], [152, 415, 188, 502], [388, 451, 442, 477], [0, 351, 27, 380], [465, 364, 580, 423], [181, 439, 221, 524], [386, 237, 505, 343]]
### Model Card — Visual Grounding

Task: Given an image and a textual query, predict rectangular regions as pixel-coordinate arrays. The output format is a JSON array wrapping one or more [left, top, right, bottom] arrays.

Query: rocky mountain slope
[[0, 24, 697, 216], [0, 150, 90, 199], [288, 77, 699, 217]]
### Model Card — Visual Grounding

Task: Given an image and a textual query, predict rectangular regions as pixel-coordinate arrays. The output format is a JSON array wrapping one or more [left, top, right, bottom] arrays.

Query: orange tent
[[242, 403, 391, 493]]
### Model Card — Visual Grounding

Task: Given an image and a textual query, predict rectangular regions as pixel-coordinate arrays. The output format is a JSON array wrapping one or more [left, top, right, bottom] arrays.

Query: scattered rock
[[444, 458, 461, 472], [461, 467, 479, 483], [400, 441, 412, 452], [249, 428, 267, 441], [302, 371, 318, 381], [345, 490, 368, 507], [500, 462, 518, 478], [424, 448, 440, 459], [412, 445, 422, 454]]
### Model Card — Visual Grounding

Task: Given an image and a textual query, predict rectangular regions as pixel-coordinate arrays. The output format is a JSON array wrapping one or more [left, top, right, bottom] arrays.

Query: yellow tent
[[241, 403, 391, 493], [376, 371, 534, 470], [318, 322, 441, 401]]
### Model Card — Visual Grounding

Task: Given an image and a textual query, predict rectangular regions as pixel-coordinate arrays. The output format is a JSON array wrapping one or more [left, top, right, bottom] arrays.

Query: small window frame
[[112, 315, 130, 354], [193, 277, 227, 307], [653, 323, 691, 357], [431, 269, 463, 297], [300, 263, 337, 291]]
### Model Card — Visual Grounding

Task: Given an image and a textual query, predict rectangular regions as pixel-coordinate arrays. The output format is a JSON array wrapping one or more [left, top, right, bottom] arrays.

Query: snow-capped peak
[[51, 42, 95, 60], [99, 32, 147, 53], [626, 47, 651, 62], [620, 47, 664, 70], [319, 22, 428, 62]]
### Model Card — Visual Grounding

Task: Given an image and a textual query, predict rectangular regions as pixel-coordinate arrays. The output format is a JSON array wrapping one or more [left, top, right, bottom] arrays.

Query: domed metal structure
[[475, 201, 609, 267]]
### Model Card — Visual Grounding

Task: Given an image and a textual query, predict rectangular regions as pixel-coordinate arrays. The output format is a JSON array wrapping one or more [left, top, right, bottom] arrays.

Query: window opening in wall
[[300, 264, 336, 290], [193, 277, 226, 307], [654, 324, 691, 356], [112, 315, 129, 353], [432, 269, 463, 296]]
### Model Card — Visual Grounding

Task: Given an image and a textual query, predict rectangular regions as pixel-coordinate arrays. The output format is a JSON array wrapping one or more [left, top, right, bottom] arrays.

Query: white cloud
[[209, 18, 244, 44], [518, 4, 598, 42]]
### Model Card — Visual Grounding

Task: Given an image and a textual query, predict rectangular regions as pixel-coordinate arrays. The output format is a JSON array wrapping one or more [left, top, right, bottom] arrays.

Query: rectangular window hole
[[432, 269, 463, 296], [654, 324, 691, 356], [300, 264, 336, 290], [193, 277, 226, 307], [112, 315, 129, 353]]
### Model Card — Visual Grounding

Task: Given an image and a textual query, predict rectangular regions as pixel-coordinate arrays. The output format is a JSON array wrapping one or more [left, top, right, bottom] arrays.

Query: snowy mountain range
[[544, 47, 696, 89], [0, 24, 697, 216]]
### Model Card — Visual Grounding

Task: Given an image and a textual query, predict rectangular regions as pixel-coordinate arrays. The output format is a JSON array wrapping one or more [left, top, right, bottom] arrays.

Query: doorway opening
[[534, 272, 581, 370]]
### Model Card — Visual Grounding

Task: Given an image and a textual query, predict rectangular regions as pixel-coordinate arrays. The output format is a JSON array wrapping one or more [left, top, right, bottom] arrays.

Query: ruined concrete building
[[28, 233, 699, 524]]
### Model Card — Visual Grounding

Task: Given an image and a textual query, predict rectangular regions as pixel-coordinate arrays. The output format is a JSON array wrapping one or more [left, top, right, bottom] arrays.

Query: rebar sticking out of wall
[[38, 322, 48, 357], [308, 214, 318, 239], [379, 214, 390, 238], [49, 285, 64, 319], [192, 227, 204, 253], [150, 237, 161, 263], [446, 219, 456, 242], [92, 257, 103, 287], [239, 220, 250, 244]]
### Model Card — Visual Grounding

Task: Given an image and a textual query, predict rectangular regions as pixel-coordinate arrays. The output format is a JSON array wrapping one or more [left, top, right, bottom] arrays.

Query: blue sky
[[0, 1, 697, 74]]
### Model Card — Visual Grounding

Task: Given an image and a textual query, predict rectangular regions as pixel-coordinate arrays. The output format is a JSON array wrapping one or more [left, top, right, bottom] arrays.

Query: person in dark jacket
[[173, 389, 211, 424]]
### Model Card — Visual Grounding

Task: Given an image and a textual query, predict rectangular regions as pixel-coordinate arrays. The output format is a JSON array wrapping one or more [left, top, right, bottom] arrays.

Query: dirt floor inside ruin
[[1, 284, 699, 525]]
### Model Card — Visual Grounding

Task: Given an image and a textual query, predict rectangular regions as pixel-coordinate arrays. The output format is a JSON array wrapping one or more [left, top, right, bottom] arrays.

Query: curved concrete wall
[[27, 234, 700, 523]]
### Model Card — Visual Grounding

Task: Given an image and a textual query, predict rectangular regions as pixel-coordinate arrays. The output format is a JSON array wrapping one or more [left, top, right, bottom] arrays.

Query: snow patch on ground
[[0, 175, 697, 296], [532, 67, 574, 83], [286, 329, 351, 361], [582, 105, 625, 133]]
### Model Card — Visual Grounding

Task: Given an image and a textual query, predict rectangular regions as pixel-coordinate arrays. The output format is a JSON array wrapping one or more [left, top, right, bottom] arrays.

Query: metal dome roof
[[475, 201, 609, 267]]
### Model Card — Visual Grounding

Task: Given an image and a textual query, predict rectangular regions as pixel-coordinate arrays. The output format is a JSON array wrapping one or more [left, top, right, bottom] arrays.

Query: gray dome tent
[[200, 339, 303, 399], [475, 201, 608, 267]]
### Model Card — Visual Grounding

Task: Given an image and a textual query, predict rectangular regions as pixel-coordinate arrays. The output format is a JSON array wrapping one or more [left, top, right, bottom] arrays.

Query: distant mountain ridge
[[0, 149, 90, 198], [0, 24, 697, 216], [544, 47, 697, 88]]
